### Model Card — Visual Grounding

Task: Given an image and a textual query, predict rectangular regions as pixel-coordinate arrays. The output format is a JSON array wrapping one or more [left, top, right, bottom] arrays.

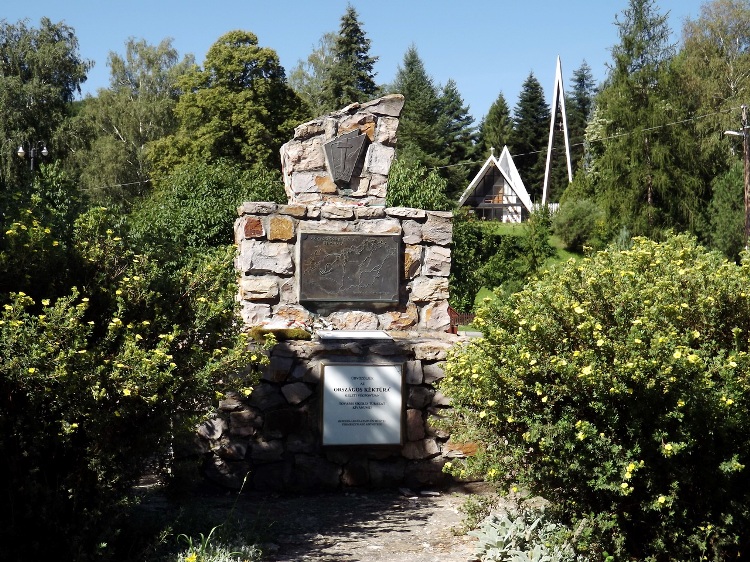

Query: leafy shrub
[[552, 198, 607, 252], [441, 234, 750, 560], [386, 155, 453, 211], [0, 207, 261, 561], [470, 505, 588, 562]]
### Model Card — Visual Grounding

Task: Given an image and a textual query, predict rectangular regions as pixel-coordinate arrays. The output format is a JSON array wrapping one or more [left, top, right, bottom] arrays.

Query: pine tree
[[390, 45, 446, 171], [566, 61, 596, 174], [510, 72, 550, 202], [592, 0, 703, 236], [438, 78, 477, 198], [478, 91, 514, 156], [321, 5, 378, 111]]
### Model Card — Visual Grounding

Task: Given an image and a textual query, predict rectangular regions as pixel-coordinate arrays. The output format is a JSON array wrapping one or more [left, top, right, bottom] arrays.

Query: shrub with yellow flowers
[[441, 234, 750, 560]]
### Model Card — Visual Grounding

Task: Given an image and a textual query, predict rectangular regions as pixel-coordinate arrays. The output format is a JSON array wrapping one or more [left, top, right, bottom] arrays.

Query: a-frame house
[[458, 146, 533, 222]]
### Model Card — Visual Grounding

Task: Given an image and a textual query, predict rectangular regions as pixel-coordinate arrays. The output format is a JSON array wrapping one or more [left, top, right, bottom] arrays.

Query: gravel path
[[250, 487, 484, 562]]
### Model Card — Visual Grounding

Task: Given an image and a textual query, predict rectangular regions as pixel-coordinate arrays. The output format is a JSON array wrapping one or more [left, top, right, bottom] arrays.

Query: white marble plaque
[[322, 363, 403, 446]]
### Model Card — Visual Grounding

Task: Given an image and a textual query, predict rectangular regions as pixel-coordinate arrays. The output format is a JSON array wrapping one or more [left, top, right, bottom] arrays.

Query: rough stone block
[[238, 202, 277, 215], [218, 439, 248, 461], [250, 439, 284, 462], [408, 386, 435, 409], [369, 459, 406, 487], [413, 340, 452, 361], [406, 408, 425, 441], [419, 301, 451, 332], [327, 310, 379, 331], [264, 355, 294, 383], [239, 302, 271, 326], [235, 215, 264, 242], [402, 438, 440, 460], [410, 277, 449, 302], [248, 384, 287, 410], [405, 360, 423, 385], [196, 417, 227, 441], [422, 362, 446, 383], [421, 212, 453, 245], [320, 205, 355, 219], [268, 215, 296, 241], [236, 239, 294, 275], [385, 207, 427, 220], [203, 456, 251, 489], [424, 245, 451, 277], [355, 207, 386, 219], [282, 382, 313, 405], [377, 304, 418, 331], [263, 407, 307, 438], [403, 245, 422, 279], [239, 276, 279, 301]]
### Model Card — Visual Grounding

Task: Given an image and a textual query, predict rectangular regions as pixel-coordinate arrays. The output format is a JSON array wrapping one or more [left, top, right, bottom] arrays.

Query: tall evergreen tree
[[389, 45, 446, 171], [510, 72, 550, 202], [478, 92, 514, 157], [321, 5, 378, 111], [566, 61, 597, 174], [592, 0, 703, 236], [438, 78, 477, 198]]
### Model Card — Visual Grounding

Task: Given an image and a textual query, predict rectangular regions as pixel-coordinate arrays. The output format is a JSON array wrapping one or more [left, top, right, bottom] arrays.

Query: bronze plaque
[[299, 233, 400, 303]]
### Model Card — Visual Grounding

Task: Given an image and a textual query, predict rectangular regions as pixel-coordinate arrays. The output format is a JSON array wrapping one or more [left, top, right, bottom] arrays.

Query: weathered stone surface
[[364, 143, 395, 176], [414, 340, 453, 361], [327, 310, 380, 331], [218, 397, 245, 412], [423, 362, 446, 383], [407, 408, 425, 440], [239, 302, 271, 326], [292, 455, 342, 491], [282, 382, 313, 405], [235, 215, 265, 242], [386, 207, 427, 220], [424, 245, 451, 277], [239, 276, 279, 301], [356, 218, 401, 234], [341, 458, 370, 487], [278, 204, 307, 218], [264, 407, 307, 438], [293, 118, 325, 140], [354, 207, 386, 219], [405, 360, 423, 385], [403, 245, 422, 279], [408, 386, 435, 409], [369, 459, 406, 487], [280, 95, 403, 205], [197, 417, 227, 440], [421, 212, 453, 245], [432, 390, 451, 407], [236, 239, 294, 275], [410, 277, 449, 302], [320, 205, 355, 220], [419, 301, 451, 332], [218, 439, 248, 460], [238, 202, 277, 215], [402, 438, 440, 460], [264, 355, 294, 383], [402, 220, 422, 244], [375, 116, 400, 145], [273, 304, 313, 327], [248, 384, 287, 410], [229, 410, 262, 436], [268, 215, 296, 241], [377, 303, 418, 331], [250, 439, 284, 462]]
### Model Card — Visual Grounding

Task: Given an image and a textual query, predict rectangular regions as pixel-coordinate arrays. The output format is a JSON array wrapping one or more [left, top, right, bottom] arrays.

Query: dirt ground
[[136, 476, 497, 561], [248, 484, 490, 562]]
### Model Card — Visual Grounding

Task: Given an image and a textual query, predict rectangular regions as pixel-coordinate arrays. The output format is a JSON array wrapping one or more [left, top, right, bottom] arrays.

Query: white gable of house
[[458, 146, 533, 214]]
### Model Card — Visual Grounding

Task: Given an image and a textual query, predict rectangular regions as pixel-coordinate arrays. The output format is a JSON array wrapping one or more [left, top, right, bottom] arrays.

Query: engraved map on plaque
[[299, 233, 399, 303]]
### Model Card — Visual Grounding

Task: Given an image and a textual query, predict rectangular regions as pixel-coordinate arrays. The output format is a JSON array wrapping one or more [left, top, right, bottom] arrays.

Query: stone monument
[[197, 95, 466, 491]]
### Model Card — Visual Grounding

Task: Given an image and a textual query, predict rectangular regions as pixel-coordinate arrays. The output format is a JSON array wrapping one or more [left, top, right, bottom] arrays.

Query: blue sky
[[5, 0, 706, 121]]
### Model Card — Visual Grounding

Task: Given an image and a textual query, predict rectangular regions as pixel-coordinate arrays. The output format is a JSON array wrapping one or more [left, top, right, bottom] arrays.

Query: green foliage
[[552, 198, 608, 252], [288, 33, 336, 118], [0, 17, 91, 189], [441, 234, 750, 560], [707, 161, 744, 260], [67, 38, 194, 206], [148, 30, 306, 175], [509, 73, 550, 202], [469, 506, 588, 562], [386, 155, 453, 211], [130, 160, 285, 266], [0, 206, 262, 560], [478, 93, 514, 158], [320, 5, 379, 112]]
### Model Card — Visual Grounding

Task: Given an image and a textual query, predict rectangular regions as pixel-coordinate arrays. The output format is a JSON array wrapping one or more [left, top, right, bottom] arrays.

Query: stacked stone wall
[[234, 202, 453, 334], [196, 334, 465, 491]]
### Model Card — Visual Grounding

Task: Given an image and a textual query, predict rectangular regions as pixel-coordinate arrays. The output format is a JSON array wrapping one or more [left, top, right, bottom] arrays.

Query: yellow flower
[[673, 350, 682, 359], [479, 411, 487, 419], [574, 306, 585, 314], [27, 367, 36, 374], [122, 388, 131, 396], [185, 553, 197, 562], [657, 495, 666, 504], [621, 482, 629, 489]]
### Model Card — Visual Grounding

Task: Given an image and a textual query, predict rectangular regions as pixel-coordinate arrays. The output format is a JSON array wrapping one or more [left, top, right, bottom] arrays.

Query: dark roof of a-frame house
[[458, 146, 533, 216]]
